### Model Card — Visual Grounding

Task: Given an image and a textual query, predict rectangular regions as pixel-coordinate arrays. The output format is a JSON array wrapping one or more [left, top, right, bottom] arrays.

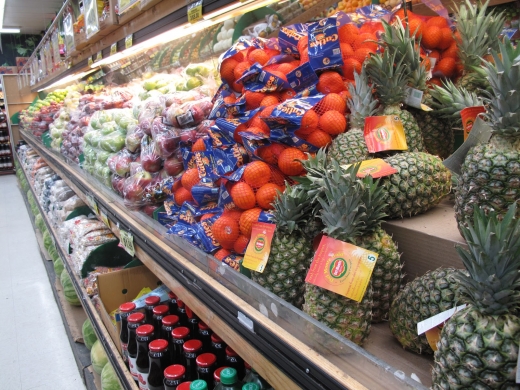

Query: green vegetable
[[60, 269, 81, 306], [53, 257, 64, 276], [101, 362, 122, 390], [82, 319, 98, 351], [91, 340, 109, 375]]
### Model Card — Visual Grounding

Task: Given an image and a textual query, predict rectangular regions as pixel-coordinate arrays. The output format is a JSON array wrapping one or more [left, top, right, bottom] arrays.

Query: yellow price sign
[[88, 57, 93, 66], [96, 51, 102, 62], [125, 34, 133, 49], [242, 222, 276, 272], [187, 0, 203, 24], [86, 194, 99, 215], [110, 43, 117, 55], [119, 230, 135, 257], [100, 209, 110, 228]]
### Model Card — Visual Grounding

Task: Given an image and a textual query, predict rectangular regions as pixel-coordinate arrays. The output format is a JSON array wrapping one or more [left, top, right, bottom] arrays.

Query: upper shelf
[[20, 128, 430, 390]]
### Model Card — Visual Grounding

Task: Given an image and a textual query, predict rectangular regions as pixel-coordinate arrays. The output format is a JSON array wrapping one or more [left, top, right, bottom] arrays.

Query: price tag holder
[[86, 194, 99, 215], [96, 51, 102, 62], [125, 34, 133, 49], [120, 230, 135, 257], [100, 209, 110, 228], [187, 0, 203, 24], [242, 222, 276, 272], [88, 57, 94, 66], [305, 236, 378, 302], [110, 43, 117, 55]]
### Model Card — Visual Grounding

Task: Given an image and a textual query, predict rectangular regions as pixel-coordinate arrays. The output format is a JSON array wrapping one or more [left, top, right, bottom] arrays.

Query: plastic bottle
[[213, 366, 229, 388], [242, 384, 260, 390], [242, 368, 272, 390], [213, 367, 242, 390], [190, 379, 208, 390]]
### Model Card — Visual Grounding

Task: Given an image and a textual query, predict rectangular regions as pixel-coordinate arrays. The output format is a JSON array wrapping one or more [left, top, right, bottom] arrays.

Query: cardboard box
[[97, 266, 163, 353]]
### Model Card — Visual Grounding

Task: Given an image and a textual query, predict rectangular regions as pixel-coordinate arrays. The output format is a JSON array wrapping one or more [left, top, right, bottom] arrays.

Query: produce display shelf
[[0, 169, 15, 175], [15, 151, 139, 390], [21, 128, 433, 390]]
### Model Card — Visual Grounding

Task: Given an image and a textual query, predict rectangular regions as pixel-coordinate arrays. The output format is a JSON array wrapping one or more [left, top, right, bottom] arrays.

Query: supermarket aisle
[[0, 175, 85, 390]]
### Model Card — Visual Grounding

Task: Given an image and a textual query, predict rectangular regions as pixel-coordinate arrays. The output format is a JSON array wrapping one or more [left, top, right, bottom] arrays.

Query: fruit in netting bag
[[277, 148, 306, 176], [166, 98, 213, 128], [212, 215, 241, 250], [123, 171, 153, 209], [140, 136, 163, 173], [82, 318, 98, 350]]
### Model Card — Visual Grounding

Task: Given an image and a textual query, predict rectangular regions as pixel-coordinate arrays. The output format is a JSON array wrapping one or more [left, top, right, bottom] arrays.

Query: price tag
[[88, 57, 94, 66], [125, 34, 133, 49], [305, 236, 378, 302], [86, 194, 99, 215], [341, 159, 398, 179], [100, 209, 110, 228], [364, 115, 408, 153], [187, 0, 203, 24], [404, 86, 424, 109], [96, 51, 102, 62], [119, 230, 135, 257], [110, 43, 117, 55], [67, 61, 72, 69], [242, 222, 276, 272]]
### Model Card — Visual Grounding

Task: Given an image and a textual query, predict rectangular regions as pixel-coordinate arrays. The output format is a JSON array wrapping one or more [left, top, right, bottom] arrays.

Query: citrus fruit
[[239, 207, 262, 238], [278, 148, 306, 176], [319, 111, 347, 135], [230, 182, 256, 210], [256, 183, 283, 210], [243, 161, 271, 188], [212, 216, 240, 250]]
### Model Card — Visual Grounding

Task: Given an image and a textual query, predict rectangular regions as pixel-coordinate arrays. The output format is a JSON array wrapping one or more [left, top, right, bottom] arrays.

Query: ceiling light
[[0, 28, 20, 33]]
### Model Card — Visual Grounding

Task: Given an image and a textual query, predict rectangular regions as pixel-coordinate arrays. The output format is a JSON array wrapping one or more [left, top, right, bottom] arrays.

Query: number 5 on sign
[[187, 0, 203, 24]]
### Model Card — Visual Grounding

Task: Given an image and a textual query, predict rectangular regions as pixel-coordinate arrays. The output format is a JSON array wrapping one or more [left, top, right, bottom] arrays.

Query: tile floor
[[0, 174, 85, 390]]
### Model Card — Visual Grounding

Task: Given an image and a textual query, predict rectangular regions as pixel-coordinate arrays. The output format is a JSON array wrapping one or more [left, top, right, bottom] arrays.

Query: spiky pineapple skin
[[327, 129, 369, 165], [251, 231, 312, 309], [432, 308, 520, 389], [389, 268, 463, 354], [354, 228, 401, 323], [383, 105, 426, 153], [382, 152, 452, 218], [409, 108, 455, 159]]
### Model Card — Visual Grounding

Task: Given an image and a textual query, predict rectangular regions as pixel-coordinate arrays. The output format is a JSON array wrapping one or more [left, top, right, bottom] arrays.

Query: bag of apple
[[165, 98, 213, 129], [107, 149, 138, 178], [125, 124, 146, 153], [150, 117, 181, 158]]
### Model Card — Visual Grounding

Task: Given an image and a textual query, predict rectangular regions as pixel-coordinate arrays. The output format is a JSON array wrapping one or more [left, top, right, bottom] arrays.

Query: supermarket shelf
[[21, 129, 431, 390], [16, 172, 99, 390], [0, 169, 14, 175], [15, 153, 138, 390]]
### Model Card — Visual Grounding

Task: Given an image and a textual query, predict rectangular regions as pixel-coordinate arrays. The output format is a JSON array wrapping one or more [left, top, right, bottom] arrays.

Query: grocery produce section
[[8, 0, 520, 389]]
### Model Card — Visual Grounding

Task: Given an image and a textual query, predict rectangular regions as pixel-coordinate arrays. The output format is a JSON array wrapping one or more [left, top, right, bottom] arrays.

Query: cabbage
[[91, 340, 109, 375], [101, 362, 122, 390], [82, 319, 98, 350]]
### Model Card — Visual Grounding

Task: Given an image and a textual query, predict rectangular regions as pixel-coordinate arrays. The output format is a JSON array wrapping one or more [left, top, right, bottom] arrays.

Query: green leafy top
[[272, 183, 314, 235], [347, 67, 379, 129], [429, 79, 483, 118], [456, 203, 520, 315], [482, 37, 520, 139]]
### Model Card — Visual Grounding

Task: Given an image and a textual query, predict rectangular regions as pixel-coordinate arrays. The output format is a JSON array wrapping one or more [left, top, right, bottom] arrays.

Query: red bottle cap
[[127, 312, 145, 324], [152, 304, 169, 316], [177, 299, 185, 308], [164, 364, 185, 380], [196, 353, 216, 367], [214, 366, 229, 382], [149, 339, 168, 352], [136, 324, 154, 336], [244, 361, 251, 370], [171, 326, 190, 339], [225, 346, 238, 357], [211, 334, 223, 343], [185, 306, 194, 319], [162, 315, 180, 327], [168, 291, 177, 299], [145, 295, 160, 306], [198, 321, 209, 331], [183, 339, 203, 352], [176, 382, 192, 390], [119, 302, 136, 312]]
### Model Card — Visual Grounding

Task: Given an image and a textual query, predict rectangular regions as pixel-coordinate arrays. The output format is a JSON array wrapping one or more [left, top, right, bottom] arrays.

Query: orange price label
[[364, 115, 408, 153], [305, 236, 378, 302], [242, 222, 276, 272], [342, 158, 398, 179]]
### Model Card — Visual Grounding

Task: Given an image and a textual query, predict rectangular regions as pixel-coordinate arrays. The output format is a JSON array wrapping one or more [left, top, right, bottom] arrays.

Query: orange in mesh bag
[[239, 207, 263, 238], [338, 24, 359, 45], [316, 71, 346, 94], [243, 161, 271, 188], [256, 183, 284, 210], [257, 143, 286, 166], [212, 215, 240, 250]]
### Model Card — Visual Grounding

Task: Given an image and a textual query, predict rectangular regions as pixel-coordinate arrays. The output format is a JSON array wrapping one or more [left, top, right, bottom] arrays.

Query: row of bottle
[[119, 292, 273, 390], [0, 143, 12, 155], [0, 157, 13, 169], [0, 130, 10, 142]]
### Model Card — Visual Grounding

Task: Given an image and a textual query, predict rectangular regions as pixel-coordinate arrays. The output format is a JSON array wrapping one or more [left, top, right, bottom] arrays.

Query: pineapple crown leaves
[[292, 148, 329, 206], [366, 47, 412, 106], [380, 18, 427, 91], [481, 37, 520, 137], [454, 0, 506, 71], [456, 203, 520, 315], [347, 67, 379, 129], [272, 182, 315, 235], [429, 79, 483, 118]]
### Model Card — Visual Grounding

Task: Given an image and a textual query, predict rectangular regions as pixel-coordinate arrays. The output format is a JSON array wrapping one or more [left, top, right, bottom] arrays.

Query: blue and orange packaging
[[195, 213, 221, 253], [164, 196, 181, 216], [178, 202, 198, 225], [308, 17, 344, 74], [181, 148, 197, 170], [194, 151, 219, 184], [208, 127, 236, 148], [242, 138, 274, 161], [191, 184, 221, 206], [262, 95, 323, 129], [259, 210, 276, 224], [278, 23, 308, 56], [237, 63, 291, 93], [218, 180, 237, 211], [167, 222, 201, 248], [196, 202, 222, 216], [287, 62, 319, 95], [221, 253, 243, 271], [209, 89, 232, 120], [213, 144, 248, 176], [156, 211, 177, 227], [219, 37, 263, 68], [349, 4, 393, 26]]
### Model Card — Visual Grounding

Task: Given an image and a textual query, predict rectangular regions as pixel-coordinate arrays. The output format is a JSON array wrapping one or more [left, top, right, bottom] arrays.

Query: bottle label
[[200, 330, 210, 336], [228, 357, 238, 363], [138, 371, 149, 390], [213, 343, 222, 349], [121, 342, 128, 362], [198, 367, 210, 373], [128, 356, 139, 381], [185, 352, 197, 359]]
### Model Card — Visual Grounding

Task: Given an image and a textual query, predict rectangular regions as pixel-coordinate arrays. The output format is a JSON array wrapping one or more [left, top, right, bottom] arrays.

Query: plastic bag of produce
[[125, 124, 145, 153], [99, 131, 126, 153], [107, 149, 137, 177], [152, 124, 181, 159], [140, 135, 163, 173], [122, 171, 154, 210], [165, 98, 213, 128]]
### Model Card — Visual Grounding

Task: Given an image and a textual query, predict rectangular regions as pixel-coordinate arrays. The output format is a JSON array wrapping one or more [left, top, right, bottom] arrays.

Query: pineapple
[[454, 0, 505, 93], [381, 152, 452, 218], [251, 185, 313, 309], [327, 67, 376, 165], [302, 162, 402, 336], [389, 268, 465, 354], [366, 47, 426, 152], [432, 204, 520, 389], [455, 38, 520, 227]]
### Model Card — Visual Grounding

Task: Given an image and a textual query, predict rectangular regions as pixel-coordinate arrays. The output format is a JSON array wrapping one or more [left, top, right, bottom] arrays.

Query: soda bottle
[[224, 347, 244, 380], [145, 296, 161, 325], [148, 339, 169, 390], [213, 366, 230, 388], [119, 302, 136, 363], [189, 379, 208, 390], [214, 368, 243, 390], [171, 327, 190, 365], [163, 365, 186, 390], [195, 353, 216, 384], [127, 312, 146, 381], [136, 324, 154, 390], [183, 339, 203, 381], [152, 305, 169, 336]]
